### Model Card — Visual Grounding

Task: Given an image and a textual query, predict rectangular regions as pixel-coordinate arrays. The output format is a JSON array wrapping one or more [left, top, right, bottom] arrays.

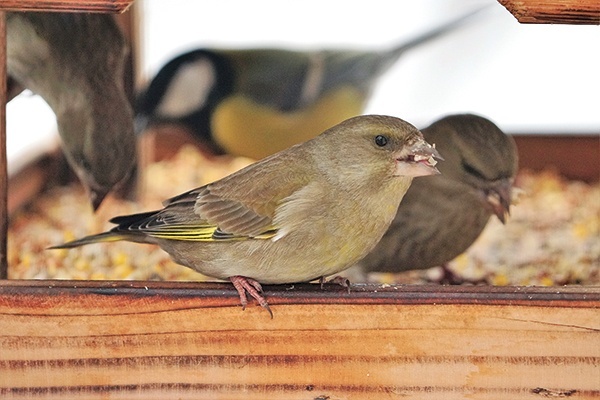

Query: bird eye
[[374, 135, 388, 147], [462, 160, 487, 180]]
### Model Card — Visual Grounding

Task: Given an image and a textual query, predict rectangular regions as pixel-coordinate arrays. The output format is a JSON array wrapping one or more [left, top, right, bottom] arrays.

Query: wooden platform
[[0, 280, 598, 399]]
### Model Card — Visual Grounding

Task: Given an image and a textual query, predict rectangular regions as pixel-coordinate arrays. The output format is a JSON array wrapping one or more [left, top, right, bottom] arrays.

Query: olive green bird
[[51, 115, 441, 316], [6, 13, 136, 210], [357, 114, 518, 278], [135, 7, 486, 160]]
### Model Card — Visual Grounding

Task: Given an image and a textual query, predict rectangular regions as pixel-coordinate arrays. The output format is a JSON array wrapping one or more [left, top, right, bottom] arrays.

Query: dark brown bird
[[357, 114, 518, 277], [6, 13, 136, 209]]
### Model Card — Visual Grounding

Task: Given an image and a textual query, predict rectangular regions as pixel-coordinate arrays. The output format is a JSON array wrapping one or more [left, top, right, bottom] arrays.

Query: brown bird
[[357, 114, 518, 279], [6, 13, 136, 209], [51, 115, 441, 316]]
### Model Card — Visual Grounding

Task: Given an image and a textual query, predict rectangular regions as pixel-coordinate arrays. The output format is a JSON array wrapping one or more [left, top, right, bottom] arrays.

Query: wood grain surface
[[499, 0, 600, 24], [1, 280, 598, 399], [0, 12, 7, 280], [0, 0, 133, 13]]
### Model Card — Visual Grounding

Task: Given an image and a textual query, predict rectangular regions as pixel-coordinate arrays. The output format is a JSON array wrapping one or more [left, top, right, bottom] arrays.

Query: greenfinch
[[51, 115, 441, 315], [7, 13, 136, 210], [357, 114, 518, 278], [135, 8, 484, 160]]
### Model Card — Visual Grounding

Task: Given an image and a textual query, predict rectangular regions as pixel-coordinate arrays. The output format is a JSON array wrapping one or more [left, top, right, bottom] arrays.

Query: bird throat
[[210, 86, 364, 160]]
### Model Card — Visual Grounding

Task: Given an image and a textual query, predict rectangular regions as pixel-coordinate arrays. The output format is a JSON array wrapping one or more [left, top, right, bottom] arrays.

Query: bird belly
[[159, 212, 392, 285], [210, 86, 364, 160]]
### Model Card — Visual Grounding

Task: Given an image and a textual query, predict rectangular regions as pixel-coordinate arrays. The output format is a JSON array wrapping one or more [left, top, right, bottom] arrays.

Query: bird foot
[[319, 276, 351, 293], [434, 264, 488, 285], [229, 275, 273, 318]]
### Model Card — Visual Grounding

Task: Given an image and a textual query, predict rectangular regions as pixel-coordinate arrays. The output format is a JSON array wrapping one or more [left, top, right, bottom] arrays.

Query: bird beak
[[485, 178, 513, 224], [75, 168, 110, 211], [89, 187, 109, 211], [395, 141, 443, 177]]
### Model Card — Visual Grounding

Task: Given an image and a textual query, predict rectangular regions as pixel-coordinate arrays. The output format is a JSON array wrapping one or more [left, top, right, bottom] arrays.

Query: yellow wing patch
[[145, 224, 278, 242]]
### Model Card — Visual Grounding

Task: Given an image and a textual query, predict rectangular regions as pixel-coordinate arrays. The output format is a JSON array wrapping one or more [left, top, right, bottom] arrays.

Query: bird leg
[[435, 264, 489, 285], [229, 275, 273, 318], [319, 276, 351, 293]]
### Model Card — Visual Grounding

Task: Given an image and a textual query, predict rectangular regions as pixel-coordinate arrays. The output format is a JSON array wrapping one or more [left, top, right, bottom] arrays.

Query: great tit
[[135, 7, 485, 160]]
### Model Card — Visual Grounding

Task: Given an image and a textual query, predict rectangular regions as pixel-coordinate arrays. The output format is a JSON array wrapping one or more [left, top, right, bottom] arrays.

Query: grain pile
[[8, 145, 599, 286]]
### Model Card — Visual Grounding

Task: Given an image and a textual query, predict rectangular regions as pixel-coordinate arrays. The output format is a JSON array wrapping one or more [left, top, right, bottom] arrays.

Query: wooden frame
[[499, 0, 600, 24], [0, 0, 133, 13], [513, 135, 599, 183], [0, 12, 7, 279], [0, 1, 598, 398]]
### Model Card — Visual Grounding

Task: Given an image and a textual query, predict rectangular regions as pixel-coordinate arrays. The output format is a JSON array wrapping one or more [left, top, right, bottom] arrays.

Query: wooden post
[[0, 12, 7, 280]]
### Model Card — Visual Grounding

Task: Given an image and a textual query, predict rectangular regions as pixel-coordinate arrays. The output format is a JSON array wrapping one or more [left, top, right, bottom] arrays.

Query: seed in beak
[[409, 154, 438, 167]]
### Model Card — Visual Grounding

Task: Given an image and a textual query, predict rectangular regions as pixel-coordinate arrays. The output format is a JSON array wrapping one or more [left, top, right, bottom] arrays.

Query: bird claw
[[229, 276, 273, 318], [431, 264, 489, 285], [319, 276, 351, 293]]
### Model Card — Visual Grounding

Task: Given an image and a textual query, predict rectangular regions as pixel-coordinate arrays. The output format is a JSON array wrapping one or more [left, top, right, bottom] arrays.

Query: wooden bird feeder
[[0, 1, 598, 399]]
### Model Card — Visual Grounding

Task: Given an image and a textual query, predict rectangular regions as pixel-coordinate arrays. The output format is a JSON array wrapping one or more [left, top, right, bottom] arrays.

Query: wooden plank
[[499, 0, 600, 24], [0, 12, 7, 280], [0, 0, 133, 13], [0, 281, 598, 399], [513, 135, 600, 183]]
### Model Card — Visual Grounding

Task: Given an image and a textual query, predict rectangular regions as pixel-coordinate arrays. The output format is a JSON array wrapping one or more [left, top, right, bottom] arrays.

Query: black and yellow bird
[[135, 7, 486, 160]]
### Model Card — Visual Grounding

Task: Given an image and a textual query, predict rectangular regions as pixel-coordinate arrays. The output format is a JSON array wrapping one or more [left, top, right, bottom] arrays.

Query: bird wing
[[126, 149, 313, 242], [109, 191, 278, 242]]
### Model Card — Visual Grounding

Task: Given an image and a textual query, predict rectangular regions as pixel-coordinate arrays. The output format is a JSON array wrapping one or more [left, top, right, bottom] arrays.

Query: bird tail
[[383, 5, 490, 67], [48, 232, 127, 249], [49, 210, 160, 249]]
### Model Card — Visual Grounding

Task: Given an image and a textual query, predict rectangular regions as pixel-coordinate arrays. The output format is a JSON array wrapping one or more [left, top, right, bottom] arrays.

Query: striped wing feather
[[112, 149, 313, 242]]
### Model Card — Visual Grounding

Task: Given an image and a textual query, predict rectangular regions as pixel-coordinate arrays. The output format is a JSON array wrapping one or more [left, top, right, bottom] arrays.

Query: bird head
[[42, 14, 137, 210], [56, 85, 136, 210], [313, 115, 441, 190], [7, 13, 137, 210], [422, 114, 519, 223], [134, 49, 233, 146]]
